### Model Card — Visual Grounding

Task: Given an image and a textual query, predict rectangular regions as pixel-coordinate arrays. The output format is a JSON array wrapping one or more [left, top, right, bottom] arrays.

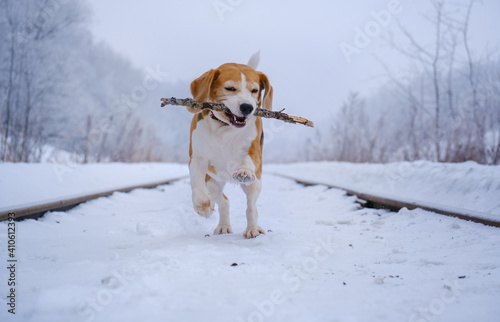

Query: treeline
[[0, 0, 172, 163], [308, 1, 500, 165]]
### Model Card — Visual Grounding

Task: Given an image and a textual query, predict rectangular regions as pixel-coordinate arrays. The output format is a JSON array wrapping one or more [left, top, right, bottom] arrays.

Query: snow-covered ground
[[267, 161, 500, 220], [0, 162, 499, 322], [0, 163, 188, 212], [2, 161, 498, 220]]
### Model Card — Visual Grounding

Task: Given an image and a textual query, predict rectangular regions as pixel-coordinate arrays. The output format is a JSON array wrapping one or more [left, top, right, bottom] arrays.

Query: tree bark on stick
[[161, 97, 314, 127]]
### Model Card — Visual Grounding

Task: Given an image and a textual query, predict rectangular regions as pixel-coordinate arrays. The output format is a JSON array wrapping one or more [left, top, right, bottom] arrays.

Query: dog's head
[[190, 63, 273, 128]]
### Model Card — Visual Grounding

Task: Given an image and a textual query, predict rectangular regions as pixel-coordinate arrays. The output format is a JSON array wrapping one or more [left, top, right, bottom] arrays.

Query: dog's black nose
[[240, 103, 253, 116]]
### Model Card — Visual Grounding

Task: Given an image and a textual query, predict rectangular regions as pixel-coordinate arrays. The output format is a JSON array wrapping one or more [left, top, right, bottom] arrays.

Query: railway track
[[269, 173, 500, 228], [0, 176, 188, 221], [1, 173, 499, 228]]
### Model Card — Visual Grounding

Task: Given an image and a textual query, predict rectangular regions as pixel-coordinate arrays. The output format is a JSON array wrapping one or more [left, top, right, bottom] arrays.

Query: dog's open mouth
[[225, 111, 246, 128]]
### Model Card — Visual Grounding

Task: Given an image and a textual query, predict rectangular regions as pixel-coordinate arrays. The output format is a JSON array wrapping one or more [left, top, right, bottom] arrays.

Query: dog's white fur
[[188, 59, 272, 238]]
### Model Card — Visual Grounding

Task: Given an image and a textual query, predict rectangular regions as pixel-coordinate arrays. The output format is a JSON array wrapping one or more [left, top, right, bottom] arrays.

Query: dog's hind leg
[[190, 157, 214, 217], [207, 178, 232, 234]]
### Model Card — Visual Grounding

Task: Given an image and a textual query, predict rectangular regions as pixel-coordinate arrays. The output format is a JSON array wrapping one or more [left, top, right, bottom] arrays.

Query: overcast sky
[[87, 0, 499, 155]]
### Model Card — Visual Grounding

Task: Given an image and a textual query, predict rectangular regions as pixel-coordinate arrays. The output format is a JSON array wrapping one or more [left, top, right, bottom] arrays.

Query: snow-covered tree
[[0, 0, 179, 163], [310, 0, 500, 165]]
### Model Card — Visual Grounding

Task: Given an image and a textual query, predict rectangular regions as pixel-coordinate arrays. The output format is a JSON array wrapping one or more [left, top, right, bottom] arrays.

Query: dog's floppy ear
[[258, 72, 273, 111], [189, 69, 220, 114]]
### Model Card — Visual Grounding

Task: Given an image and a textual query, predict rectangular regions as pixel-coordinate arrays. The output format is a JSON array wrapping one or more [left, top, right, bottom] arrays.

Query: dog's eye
[[251, 89, 258, 93], [225, 87, 236, 92]]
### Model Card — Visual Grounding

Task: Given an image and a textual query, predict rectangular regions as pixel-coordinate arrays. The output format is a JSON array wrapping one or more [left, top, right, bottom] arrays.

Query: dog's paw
[[193, 193, 214, 218], [214, 225, 233, 235], [233, 168, 256, 184], [243, 225, 265, 239]]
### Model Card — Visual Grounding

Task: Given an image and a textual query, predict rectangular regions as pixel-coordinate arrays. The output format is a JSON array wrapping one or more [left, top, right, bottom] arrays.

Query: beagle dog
[[188, 62, 273, 238]]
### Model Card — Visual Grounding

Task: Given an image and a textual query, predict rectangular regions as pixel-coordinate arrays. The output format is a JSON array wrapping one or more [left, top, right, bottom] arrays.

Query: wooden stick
[[161, 97, 314, 128]]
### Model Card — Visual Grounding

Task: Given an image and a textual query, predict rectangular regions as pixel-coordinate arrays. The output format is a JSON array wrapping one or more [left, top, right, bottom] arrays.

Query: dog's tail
[[247, 50, 260, 70]]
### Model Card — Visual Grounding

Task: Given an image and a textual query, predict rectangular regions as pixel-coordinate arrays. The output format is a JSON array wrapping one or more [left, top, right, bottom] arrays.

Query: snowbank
[[0, 163, 188, 212], [265, 161, 500, 219]]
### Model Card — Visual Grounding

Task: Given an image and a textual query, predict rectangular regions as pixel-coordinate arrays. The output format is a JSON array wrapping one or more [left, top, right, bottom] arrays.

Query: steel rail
[[0, 176, 188, 221], [2, 173, 498, 228], [269, 173, 500, 228]]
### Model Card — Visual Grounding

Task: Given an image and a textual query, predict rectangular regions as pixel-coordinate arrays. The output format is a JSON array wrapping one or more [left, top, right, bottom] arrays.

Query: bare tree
[[309, 0, 499, 165], [1, 0, 18, 161], [0, 0, 90, 162], [385, 0, 447, 161], [0, 0, 181, 164], [461, 0, 486, 162]]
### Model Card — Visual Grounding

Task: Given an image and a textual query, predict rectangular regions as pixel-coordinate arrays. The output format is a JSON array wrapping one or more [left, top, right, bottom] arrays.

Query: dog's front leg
[[241, 180, 265, 238], [189, 157, 214, 217], [233, 155, 256, 184]]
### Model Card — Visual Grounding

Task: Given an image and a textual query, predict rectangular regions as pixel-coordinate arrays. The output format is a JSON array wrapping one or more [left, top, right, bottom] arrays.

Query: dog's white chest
[[191, 119, 257, 182]]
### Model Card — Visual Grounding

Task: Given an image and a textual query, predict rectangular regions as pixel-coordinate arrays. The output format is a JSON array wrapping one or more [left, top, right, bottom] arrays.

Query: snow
[[266, 161, 500, 220], [0, 163, 188, 212], [1, 162, 500, 322]]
